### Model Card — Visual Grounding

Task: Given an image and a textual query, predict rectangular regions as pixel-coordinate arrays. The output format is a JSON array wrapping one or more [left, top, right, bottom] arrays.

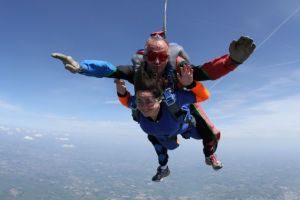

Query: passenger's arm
[[114, 79, 132, 108]]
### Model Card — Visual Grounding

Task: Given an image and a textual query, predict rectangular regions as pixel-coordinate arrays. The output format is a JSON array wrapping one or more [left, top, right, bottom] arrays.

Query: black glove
[[229, 36, 256, 64]]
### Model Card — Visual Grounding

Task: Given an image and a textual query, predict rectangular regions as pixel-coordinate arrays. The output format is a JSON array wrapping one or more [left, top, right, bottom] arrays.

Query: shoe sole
[[152, 172, 170, 182], [152, 178, 164, 182], [212, 165, 223, 171]]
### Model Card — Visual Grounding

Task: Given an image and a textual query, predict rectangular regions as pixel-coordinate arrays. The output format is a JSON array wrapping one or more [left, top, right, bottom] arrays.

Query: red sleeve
[[201, 54, 239, 80]]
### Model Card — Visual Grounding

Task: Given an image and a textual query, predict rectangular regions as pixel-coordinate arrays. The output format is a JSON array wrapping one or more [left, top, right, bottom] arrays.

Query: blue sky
[[0, 0, 300, 139]]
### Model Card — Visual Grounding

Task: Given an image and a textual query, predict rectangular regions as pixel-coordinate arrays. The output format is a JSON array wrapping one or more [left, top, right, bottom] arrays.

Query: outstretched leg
[[147, 135, 171, 181]]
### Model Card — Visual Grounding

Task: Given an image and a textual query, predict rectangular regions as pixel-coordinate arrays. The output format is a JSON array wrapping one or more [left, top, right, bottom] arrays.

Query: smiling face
[[144, 38, 169, 75], [136, 90, 161, 119]]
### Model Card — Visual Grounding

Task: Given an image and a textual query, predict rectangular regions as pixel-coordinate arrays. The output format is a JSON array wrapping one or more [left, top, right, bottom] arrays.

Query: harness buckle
[[163, 88, 176, 106]]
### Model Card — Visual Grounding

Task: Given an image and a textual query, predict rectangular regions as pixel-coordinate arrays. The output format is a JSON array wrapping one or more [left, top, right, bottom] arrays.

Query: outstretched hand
[[177, 65, 194, 87], [114, 79, 127, 95], [229, 36, 256, 64], [51, 53, 81, 73]]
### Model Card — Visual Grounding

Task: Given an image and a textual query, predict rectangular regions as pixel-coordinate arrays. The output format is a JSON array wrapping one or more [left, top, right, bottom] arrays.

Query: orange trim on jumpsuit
[[118, 92, 130, 107]]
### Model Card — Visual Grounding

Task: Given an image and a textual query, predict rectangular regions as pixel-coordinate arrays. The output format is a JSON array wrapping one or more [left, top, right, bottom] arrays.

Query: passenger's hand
[[51, 53, 81, 73], [114, 79, 127, 95], [177, 65, 194, 86], [229, 36, 256, 64]]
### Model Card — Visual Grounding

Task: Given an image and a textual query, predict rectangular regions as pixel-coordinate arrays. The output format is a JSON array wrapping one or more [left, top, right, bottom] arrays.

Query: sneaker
[[152, 166, 170, 182], [205, 154, 223, 170]]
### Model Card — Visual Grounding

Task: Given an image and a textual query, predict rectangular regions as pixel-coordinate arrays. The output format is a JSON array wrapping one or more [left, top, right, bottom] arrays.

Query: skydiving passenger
[[51, 32, 255, 174], [115, 64, 212, 181]]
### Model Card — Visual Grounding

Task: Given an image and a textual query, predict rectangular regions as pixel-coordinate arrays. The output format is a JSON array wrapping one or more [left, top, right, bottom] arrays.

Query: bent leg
[[190, 103, 221, 157], [190, 104, 223, 170]]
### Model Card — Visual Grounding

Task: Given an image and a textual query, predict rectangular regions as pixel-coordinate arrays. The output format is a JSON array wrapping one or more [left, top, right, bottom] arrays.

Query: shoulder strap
[[162, 88, 185, 120], [125, 95, 140, 123], [131, 109, 141, 122], [168, 43, 190, 68], [131, 49, 144, 70]]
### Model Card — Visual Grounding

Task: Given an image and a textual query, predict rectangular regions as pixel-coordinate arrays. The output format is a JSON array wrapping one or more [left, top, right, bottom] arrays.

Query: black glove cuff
[[117, 91, 128, 97], [229, 57, 242, 65], [185, 81, 197, 89]]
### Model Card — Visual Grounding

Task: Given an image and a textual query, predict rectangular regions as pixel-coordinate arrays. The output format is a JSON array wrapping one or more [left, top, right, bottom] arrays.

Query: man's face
[[145, 40, 169, 74]]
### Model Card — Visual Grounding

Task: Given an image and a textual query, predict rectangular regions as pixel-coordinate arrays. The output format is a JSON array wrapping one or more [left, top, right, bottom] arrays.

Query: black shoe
[[152, 166, 170, 182]]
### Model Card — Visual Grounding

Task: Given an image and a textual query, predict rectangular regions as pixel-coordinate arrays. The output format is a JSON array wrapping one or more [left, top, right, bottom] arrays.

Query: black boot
[[152, 166, 170, 182]]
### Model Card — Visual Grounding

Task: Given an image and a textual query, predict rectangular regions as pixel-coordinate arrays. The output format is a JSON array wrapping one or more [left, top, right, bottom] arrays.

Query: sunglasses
[[135, 98, 160, 107], [146, 52, 168, 62]]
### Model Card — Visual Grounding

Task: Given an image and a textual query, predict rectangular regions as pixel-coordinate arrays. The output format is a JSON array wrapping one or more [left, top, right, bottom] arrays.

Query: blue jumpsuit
[[126, 90, 204, 166]]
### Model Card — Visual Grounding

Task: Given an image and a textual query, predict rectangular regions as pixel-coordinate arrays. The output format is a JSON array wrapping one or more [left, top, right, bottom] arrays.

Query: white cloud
[[54, 119, 138, 135], [0, 126, 10, 132], [15, 128, 22, 132], [209, 67, 300, 118], [24, 136, 34, 140], [56, 137, 69, 141], [0, 100, 22, 112], [62, 144, 75, 148], [251, 76, 299, 98], [2, 107, 138, 135], [204, 68, 300, 139], [34, 112, 139, 134], [215, 94, 300, 139], [34, 134, 43, 137], [43, 114, 78, 121]]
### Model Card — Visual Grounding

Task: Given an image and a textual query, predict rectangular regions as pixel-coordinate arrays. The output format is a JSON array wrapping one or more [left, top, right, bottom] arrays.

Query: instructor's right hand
[[51, 53, 81, 73]]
